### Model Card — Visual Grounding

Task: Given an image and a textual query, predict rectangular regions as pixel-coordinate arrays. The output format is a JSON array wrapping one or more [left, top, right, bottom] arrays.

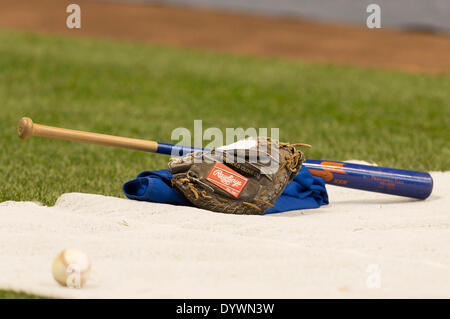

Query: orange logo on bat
[[333, 179, 348, 185], [308, 169, 334, 182], [320, 161, 347, 174]]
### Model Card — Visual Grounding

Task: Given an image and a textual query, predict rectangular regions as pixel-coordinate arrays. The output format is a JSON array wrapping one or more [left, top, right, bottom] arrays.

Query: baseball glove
[[168, 137, 310, 215]]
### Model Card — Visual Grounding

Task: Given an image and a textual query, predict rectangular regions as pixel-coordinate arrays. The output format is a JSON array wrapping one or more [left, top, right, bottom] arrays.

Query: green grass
[[0, 30, 449, 298], [0, 30, 449, 206], [0, 290, 49, 299]]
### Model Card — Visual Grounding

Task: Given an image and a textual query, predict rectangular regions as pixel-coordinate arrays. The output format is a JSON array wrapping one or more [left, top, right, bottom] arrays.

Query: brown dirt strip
[[1, 0, 450, 74]]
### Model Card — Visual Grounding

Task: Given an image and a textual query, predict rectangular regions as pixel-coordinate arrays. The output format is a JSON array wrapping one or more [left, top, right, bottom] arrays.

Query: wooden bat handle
[[17, 117, 159, 153]]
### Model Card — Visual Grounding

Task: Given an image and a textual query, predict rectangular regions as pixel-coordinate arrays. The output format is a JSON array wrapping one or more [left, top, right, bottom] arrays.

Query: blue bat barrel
[[154, 142, 433, 199], [303, 160, 433, 199], [156, 143, 204, 156]]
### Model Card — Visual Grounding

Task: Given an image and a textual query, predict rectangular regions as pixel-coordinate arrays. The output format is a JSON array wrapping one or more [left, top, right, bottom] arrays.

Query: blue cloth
[[123, 166, 328, 214]]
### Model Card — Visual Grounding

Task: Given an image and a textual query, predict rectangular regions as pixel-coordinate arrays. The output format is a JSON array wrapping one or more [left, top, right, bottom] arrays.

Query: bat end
[[420, 174, 434, 200], [17, 117, 34, 140]]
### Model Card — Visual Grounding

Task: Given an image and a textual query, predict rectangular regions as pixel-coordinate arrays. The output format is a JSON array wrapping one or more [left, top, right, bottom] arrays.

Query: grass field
[[0, 290, 49, 299], [0, 30, 449, 298]]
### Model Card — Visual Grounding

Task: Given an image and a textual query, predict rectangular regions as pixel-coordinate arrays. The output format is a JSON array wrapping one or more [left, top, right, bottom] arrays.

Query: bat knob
[[17, 117, 34, 140]]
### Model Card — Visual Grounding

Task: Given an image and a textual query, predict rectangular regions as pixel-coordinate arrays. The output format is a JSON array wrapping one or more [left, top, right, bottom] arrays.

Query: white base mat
[[0, 171, 449, 298]]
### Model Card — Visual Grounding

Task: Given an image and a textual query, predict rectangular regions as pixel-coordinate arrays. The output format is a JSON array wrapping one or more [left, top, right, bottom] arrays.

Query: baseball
[[52, 248, 91, 288]]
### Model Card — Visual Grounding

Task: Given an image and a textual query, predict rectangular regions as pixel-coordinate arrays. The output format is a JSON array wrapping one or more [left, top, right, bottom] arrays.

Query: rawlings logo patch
[[206, 163, 248, 198]]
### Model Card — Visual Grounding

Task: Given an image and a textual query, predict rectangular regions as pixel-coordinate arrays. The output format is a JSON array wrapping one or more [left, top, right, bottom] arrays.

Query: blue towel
[[123, 166, 328, 214]]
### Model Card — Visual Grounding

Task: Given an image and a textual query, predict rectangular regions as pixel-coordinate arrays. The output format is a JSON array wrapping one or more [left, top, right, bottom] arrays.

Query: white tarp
[[0, 171, 448, 298]]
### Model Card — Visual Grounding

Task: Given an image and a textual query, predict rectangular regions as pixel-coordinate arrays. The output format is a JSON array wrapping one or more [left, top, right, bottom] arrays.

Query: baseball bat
[[17, 117, 433, 199]]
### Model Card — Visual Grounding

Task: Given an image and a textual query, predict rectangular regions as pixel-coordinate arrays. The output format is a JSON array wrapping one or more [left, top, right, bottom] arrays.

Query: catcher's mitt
[[168, 137, 310, 215]]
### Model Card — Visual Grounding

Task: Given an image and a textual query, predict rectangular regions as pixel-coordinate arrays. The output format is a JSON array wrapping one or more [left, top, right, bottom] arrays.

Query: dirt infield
[[1, 0, 450, 74]]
